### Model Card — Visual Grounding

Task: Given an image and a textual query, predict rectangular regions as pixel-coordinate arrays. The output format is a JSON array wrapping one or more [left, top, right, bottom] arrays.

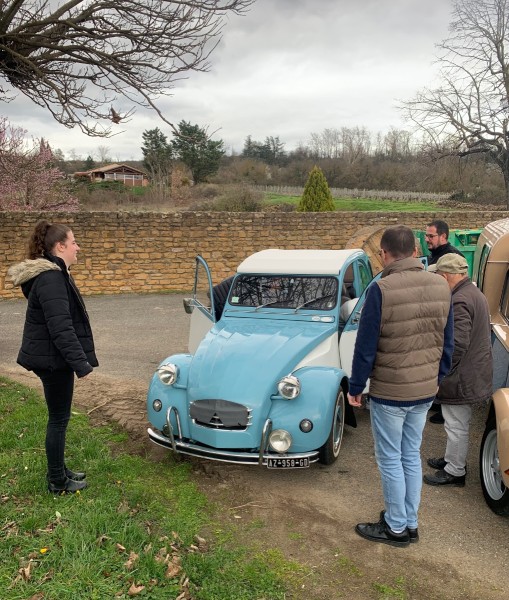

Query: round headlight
[[152, 399, 163, 412], [158, 363, 179, 385], [277, 375, 301, 399], [269, 429, 292, 453]]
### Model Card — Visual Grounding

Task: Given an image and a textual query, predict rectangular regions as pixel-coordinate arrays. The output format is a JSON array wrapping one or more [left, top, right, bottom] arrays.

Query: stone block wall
[[1, 210, 508, 299]]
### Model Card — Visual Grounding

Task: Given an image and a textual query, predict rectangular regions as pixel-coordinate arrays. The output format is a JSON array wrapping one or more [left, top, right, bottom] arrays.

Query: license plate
[[267, 457, 310, 469]]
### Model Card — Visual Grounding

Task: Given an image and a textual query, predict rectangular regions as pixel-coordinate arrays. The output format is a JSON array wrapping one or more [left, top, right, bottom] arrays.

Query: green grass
[[0, 377, 287, 600], [263, 193, 439, 211]]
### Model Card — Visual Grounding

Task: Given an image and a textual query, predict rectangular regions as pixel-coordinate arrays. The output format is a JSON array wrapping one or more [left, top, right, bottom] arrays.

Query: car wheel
[[480, 417, 509, 516], [319, 388, 345, 465]]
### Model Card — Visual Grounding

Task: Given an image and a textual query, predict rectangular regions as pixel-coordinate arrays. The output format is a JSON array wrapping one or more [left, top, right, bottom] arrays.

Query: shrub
[[298, 166, 335, 212], [196, 184, 263, 211]]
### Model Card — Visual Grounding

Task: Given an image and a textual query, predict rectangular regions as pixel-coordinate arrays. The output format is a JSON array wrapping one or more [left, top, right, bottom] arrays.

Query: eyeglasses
[[425, 233, 438, 239]]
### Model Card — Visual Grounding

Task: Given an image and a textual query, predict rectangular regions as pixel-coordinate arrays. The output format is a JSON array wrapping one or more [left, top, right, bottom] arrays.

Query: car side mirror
[[183, 298, 194, 314]]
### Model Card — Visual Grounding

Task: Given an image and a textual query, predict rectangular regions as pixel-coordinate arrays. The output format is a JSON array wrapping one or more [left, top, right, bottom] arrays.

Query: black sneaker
[[379, 510, 418, 544], [355, 520, 410, 548], [427, 457, 447, 470], [423, 469, 465, 487], [48, 477, 88, 495]]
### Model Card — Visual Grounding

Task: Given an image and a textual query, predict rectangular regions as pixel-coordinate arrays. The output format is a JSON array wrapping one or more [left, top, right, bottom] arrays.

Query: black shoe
[[48, 477, 88, 494], [423, 469, 465, 487], [65, 467, 86, 481], [427, 457, 447, 470], [379, 510, 418, 544], [429, 411, 445, 424], [355, 519, 410, 547]]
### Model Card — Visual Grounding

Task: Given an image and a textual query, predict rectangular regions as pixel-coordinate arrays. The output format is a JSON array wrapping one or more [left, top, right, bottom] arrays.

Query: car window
[[358, 262, 371, 294], [500, 271, 509, 324], [194, 260, 214, 316], [229, 275, 338, 310], [476, 244, 490, 291]]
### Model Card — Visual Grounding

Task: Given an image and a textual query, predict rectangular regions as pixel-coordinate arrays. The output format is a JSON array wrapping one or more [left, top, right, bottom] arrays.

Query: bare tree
[[0, 1, 253, 137], [402, 0, 509, 206]]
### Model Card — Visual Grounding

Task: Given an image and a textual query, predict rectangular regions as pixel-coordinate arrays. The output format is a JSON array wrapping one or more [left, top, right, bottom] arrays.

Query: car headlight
[[158, 363, 179, 385], [277, 375, 300, 399], [269, 429, 292, 453]]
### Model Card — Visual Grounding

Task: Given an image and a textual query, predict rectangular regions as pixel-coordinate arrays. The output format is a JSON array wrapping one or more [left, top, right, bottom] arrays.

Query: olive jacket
[[437, 277, 492, 405]]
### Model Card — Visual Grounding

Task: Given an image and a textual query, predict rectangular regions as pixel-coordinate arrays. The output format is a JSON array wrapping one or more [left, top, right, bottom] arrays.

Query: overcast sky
[[1, 0, 453, 161]]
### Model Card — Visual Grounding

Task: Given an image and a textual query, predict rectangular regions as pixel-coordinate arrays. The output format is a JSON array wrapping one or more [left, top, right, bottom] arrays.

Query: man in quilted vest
[[347, 225, 453, 547]]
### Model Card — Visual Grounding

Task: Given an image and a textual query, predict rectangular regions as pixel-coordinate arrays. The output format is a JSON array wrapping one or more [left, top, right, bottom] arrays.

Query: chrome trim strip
[[259, 418, 272, 465], [147, 428, 319, 466]]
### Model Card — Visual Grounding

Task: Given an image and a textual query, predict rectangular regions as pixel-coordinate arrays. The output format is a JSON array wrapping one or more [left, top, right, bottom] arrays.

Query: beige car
[[473, 218, 509, 515]]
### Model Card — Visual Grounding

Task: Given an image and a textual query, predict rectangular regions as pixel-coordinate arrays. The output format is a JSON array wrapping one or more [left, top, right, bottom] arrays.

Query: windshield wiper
[[254, 300, 284, 311], [294, 294, 334, 312]]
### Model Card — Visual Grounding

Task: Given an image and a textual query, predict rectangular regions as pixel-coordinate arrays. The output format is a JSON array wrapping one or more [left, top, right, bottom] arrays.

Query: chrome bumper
[[147, 404, 319, 466]]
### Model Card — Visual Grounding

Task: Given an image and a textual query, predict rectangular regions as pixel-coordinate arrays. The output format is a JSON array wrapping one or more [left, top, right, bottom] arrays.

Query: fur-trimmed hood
[[7, 258, 61, 287]]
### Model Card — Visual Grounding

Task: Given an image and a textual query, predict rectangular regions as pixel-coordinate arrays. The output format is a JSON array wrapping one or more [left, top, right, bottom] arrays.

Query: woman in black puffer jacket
[[8, 220, 98, 494]]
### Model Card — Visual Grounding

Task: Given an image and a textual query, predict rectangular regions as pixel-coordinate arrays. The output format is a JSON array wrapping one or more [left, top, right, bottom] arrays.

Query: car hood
[[187, 316, 336, 403]]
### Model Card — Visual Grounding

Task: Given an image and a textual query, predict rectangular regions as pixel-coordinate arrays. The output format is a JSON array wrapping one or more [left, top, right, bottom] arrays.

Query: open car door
[[338, 272, 382, 392], [184, 256, 216, 354]]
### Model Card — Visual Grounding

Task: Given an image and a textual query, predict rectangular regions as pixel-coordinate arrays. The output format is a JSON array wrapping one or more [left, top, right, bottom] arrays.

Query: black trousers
[[34, 367, 75, 484]]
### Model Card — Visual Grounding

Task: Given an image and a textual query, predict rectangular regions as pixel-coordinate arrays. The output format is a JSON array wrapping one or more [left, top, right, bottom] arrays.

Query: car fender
[[492, 388, 509, 489], [269, 366, 344, 452], [146, 353, 193, 435]]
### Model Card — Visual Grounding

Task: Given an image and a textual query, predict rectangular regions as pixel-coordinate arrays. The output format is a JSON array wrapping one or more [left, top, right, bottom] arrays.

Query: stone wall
[[1, 210, 509, 299]]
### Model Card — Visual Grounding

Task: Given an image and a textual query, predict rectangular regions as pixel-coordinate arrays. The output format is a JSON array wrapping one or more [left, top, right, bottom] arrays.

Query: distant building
[[73, 163, 149, 187]]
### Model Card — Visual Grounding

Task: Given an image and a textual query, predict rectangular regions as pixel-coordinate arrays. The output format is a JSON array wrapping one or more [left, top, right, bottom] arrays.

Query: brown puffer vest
[[369, 257, 451, 402]]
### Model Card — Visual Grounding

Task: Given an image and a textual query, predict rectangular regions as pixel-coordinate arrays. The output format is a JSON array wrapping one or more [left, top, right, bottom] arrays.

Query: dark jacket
[[7, 254, 98, 378], [428, 242, 464, 265], [349, 257, 453, 403], [437, 277, 492, 405]]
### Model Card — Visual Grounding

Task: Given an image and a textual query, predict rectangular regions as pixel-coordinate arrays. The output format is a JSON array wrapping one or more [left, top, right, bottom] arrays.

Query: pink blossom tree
[[0, 118, 79, 211]]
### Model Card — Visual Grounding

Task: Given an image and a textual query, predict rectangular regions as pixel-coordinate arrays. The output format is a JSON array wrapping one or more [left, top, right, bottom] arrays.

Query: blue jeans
[[369, 400, 432, 532]]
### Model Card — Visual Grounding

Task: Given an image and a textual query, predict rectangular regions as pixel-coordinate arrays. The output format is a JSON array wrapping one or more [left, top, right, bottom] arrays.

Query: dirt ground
[[1, 293, 508, 600]]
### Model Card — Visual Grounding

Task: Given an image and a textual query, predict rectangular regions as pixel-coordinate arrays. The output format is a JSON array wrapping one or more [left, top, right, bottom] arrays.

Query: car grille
[[190, 399, 252, 430]]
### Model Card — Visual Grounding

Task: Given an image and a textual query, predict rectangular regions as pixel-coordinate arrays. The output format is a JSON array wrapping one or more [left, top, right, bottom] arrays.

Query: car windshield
[[228, 275, 339, 310]]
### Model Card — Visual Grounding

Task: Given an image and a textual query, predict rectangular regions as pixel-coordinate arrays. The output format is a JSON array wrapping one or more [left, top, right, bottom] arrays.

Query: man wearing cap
[[424, 253, 493, 487], [425, 220, 465, 425]]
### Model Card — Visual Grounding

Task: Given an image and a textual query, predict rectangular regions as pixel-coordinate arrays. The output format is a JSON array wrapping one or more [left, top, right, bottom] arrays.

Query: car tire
[[480, 416, 509, 516], [318, 388, 345, 465]]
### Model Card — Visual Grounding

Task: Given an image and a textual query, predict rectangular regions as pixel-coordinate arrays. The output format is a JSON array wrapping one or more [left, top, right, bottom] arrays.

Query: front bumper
[[147, 421, 319, 467]]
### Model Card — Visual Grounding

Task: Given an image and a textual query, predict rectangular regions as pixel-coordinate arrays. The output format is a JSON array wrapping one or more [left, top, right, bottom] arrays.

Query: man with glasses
[[425, 220, 465, 424], [425, 219, 464, 267]]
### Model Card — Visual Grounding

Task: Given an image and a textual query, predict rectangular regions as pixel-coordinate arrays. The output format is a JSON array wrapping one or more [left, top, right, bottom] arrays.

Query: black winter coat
[[7, 254, 98, 378]]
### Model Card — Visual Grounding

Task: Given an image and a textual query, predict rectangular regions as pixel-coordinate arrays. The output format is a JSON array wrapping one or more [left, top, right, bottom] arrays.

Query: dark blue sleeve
[[438, 300, 454, 383], [348, 283, 382, 396]]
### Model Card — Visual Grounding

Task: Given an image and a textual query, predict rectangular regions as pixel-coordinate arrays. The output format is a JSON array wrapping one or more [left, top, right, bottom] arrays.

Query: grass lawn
[[0, 377, 291, 600], [263, 193, 439, 212]]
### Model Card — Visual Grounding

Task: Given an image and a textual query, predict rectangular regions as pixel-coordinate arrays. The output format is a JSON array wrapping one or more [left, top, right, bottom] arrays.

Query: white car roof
[[236, 249, 363, 275]]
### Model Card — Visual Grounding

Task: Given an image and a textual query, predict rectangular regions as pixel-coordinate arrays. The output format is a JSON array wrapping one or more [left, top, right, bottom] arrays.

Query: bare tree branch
[[0, 0, 253, 136], [401, 0, 509, 205]]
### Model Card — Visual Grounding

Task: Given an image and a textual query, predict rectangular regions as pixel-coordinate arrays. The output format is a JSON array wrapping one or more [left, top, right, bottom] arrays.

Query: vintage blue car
[[147, 249, 373, 468]]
